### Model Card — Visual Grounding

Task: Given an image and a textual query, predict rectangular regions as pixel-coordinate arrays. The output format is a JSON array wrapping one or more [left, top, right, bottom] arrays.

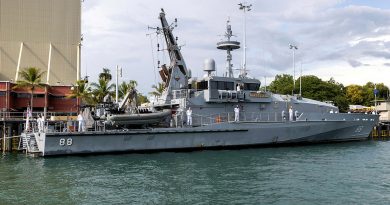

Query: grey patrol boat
[[22, 9, 378, 156]]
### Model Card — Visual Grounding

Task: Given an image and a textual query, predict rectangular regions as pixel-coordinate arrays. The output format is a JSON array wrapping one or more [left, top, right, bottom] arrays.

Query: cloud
[[82, 0, 390, 94], [348, 59, 363, 67]]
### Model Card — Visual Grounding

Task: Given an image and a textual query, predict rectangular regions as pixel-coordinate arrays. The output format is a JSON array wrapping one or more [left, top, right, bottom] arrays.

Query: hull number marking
[[59, 138, 73, 146]]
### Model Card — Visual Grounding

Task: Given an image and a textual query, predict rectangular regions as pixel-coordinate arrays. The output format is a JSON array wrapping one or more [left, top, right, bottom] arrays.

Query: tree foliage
[[13, 67, 46, 111], [149, 82, 165, 98], [345, 82, 389, 107], [99, 68, 112, 82], [67, 80, 94, 105], [91, 78, 115, 104], [269, 74, 350, 112], [118, 80, 138, 100], [69, 67, 153, 107], [137, 94, 150, 105], [267, 74, 294, 95]]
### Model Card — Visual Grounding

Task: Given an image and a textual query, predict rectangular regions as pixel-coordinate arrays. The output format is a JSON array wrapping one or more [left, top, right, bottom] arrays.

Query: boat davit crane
[[158, 9, 189, 104]]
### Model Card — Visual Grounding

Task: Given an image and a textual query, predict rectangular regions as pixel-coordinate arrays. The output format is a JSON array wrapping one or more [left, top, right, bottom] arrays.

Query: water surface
[[1, 141, 390, 204]]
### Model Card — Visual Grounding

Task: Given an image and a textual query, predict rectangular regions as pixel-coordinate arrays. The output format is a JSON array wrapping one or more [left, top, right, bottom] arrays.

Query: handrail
[[22, 110, 376, 133], [178, 111, 286, 127], [0, 111, 77, 120]]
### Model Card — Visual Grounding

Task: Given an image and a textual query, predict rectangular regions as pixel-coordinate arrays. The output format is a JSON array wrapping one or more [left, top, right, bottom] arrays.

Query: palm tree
[[13, 67, 46, 112], [118, 80, 138, 99], [99, 68, 112, 82], [91, 78, 115, 104], [149, 82, 165, 98], [67, 80, 93, 105]]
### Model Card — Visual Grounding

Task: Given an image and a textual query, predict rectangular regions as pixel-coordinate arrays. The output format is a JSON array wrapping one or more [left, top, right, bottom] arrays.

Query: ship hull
[[38, 117, 377, 156]]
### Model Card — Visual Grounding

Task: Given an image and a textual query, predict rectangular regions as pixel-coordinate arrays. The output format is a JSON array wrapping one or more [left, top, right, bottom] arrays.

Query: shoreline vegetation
[[267, 74, 389, 112]]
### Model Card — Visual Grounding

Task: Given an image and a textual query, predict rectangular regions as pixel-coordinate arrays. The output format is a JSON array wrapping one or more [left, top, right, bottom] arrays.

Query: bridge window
[[197, 81, 208, 90], [244, 83, 260, 91], [210, 81, 234, 90]]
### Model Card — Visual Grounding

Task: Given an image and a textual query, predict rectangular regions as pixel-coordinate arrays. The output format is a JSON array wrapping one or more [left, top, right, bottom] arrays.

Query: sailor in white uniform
[[77, 112, 84, 132], [234, 105, 240, 122], [37, 114, 42, 132], [186, 107, 193, 126]]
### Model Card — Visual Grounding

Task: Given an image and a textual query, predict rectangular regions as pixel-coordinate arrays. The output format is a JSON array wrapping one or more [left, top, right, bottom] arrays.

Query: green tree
[[361, 82, 390, 106], [13, 67, 46, 112], [362, 82, 375, 106], [118, 80, 138, 100], [375, 83, 389, 100], [67, 80, 93, 105], [298, 75, 348, 112], [346, 85, 364, 105], [91, 78, 115, 104], [137, 93, 150, 105], [268, 74, 294, 95], [149, 82, 165, 98], [99, 68, 112, 82]]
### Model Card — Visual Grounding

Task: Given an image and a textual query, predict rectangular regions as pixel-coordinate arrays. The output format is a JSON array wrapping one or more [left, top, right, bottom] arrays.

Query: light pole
[[374, 83, 378, 114], [238, 2, 252, 78], [289, 44, 298, 94], [115, 65, 122, 104], [299, 62, 302, 97]]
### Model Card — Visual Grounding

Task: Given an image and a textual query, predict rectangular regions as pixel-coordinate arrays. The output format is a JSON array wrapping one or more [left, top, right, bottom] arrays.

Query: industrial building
[[0, 0, 81, 84], [0, 0, 81, 112]]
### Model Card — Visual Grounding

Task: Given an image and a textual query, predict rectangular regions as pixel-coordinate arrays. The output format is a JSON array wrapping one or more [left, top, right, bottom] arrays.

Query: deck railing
[[172, 111, 288, 127], [0, 111, 77, 121], [20, 111, 377, 133]]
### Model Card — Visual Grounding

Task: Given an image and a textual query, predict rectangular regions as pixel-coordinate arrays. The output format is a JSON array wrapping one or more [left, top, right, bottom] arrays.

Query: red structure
[[0, 81, 78, 113]]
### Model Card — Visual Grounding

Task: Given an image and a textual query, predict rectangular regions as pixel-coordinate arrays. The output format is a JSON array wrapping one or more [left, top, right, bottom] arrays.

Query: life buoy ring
[[216, 116, 222, 123]]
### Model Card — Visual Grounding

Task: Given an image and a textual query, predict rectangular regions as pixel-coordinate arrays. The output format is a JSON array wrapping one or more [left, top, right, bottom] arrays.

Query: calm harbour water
[[1, 141, 390, 205]]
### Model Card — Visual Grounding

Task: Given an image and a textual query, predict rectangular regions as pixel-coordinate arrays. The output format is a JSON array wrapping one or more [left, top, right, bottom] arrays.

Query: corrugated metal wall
[[0, 0, 81, 85]]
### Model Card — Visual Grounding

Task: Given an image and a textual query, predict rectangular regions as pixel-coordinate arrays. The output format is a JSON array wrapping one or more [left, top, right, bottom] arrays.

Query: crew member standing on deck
[[37, 114, 42, 132], [41, 114, 45, 132], [234, 105, 240, 122], [289, 106, 294, 121], [25, 104, 32, 132], [186, 107, 192, 126], [77, 112, 84, 132]]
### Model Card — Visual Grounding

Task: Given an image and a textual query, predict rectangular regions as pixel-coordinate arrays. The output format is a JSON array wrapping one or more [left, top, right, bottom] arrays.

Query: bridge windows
[[210, 81, 234, 90], [244, 83, 260, 91], [197, 81, 208, 90]]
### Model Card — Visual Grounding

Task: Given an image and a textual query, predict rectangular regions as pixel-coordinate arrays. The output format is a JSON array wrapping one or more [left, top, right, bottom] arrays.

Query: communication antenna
[[146, 31, 158, 84]]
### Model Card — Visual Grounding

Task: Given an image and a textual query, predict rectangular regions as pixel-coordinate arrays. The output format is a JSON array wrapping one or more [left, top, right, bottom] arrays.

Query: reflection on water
[[1, 141, 390, 204]]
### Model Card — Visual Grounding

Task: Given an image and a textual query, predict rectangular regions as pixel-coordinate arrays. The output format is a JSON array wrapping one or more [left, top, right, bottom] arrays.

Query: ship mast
[[217, 19, 240, 78], [158, 9, 188, 103]]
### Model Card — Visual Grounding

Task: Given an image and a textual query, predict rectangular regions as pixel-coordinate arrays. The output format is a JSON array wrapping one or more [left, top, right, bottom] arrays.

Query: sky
[[82, 0, 390, 95]]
